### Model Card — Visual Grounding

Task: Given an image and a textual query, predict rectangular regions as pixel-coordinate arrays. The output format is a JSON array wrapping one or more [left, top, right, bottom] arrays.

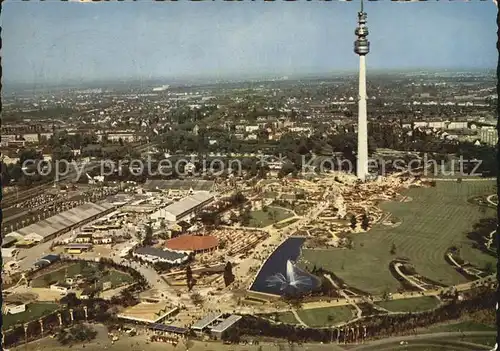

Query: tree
[[218, 239, 227, 249], [350, 216, 357, 230], [382, 289, 391, 301], [143, 225, 153, 246], [190, 292, 204, 305], [60, 293, 81, 308], [483, 261, 495, 275], [186, 265, 193, 290], [223, 261, 235, 287], [57, 324, 97, 346], [361, 214, 370, 231], [390, 243, 397, 255]]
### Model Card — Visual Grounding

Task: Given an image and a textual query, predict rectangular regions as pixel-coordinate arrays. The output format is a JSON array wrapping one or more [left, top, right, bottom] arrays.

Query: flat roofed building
[[2, 236, 18, 248], [65, 243, 93, 251], [1, 248, 19, 258], [34, 254, 60, 268], [3, 302, 27, 315], [210, 315, 242, 340], [149, 323, 188, 344], [143, 179, 214, 192], [190, 313, 223, 333], [6, 202, 115, 243], [117, 303, 179, 324], [162, 191, 215, 222]]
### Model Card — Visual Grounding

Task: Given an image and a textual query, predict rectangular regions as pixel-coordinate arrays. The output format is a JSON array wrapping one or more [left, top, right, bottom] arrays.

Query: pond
[[249, 237, 320, 296]]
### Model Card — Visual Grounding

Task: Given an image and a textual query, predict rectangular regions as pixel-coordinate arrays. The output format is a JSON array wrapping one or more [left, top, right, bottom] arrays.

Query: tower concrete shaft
[[354, 0, 370, 181], [357, 55, 368, 181]]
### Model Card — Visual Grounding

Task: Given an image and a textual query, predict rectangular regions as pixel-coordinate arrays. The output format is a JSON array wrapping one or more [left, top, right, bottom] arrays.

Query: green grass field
[[31, 263, 84, 288], [426, 320, 496, 333], [296, 306, 354, 327], [299, 181, 496, 295], [375, 296, 440, 313], [31, 263, 133, 289], [103, 270, 134, 288], [2, 303, 59, 330], [248, 207, 294, 228], [272, 311, 299, 324], [274, 218, 299, 229]]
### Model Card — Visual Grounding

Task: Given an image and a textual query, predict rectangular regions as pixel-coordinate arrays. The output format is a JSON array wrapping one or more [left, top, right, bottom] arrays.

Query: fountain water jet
[[266, 259, 314, 292]]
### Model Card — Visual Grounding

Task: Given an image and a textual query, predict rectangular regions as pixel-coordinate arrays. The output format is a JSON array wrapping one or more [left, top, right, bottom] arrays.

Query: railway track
[[1, 142, 153, 209]]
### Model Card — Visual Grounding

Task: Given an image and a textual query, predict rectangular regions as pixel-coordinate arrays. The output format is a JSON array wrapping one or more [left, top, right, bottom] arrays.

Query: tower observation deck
[[354, 0, 370, 56]]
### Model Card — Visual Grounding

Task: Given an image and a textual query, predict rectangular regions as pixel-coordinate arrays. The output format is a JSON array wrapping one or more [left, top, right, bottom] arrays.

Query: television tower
[[354, 0, 370, 181]]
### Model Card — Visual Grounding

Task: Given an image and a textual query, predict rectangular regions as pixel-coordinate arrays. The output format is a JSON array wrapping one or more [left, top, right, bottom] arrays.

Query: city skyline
[[2, 1, 497, 85]]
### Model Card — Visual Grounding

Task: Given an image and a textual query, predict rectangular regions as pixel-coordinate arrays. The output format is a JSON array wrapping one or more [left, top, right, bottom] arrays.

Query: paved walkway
[[291, 308, 309, 327], [487, 194, 498, 206], [324, 274, 362, 318]]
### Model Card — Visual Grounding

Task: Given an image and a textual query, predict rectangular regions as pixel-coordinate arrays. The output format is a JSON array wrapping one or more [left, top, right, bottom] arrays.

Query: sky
[[1, 0, 497, 85]]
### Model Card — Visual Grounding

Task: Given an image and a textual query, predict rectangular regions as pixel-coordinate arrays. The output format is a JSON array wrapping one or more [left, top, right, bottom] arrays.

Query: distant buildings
[[478, 128, 498, 146]]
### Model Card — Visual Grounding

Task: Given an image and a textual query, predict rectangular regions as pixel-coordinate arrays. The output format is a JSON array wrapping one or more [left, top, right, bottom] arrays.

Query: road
[[350, 331, 496, 350]]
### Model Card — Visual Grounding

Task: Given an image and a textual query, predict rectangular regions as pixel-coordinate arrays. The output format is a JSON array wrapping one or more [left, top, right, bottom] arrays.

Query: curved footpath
[[486, 194, 498, 206]]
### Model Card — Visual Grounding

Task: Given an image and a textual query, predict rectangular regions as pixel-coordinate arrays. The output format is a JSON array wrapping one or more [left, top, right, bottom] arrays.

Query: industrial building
[[6, 202, 115, 244], [143, 179, 214, 192], [152, 191, 215, 222]]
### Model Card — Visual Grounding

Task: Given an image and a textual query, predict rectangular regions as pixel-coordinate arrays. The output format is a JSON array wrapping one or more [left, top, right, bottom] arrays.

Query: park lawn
[[274, 218, 299, 229], [299, 181, 496, 295], [248, 207, 294, 228], [273, 311, 299, 325], [296, 306, 354, 327], [102, 270, 134, 288], [375, 296, 440, 313], [31, 263, 84, 288], [31, 263, 133, 290], [426, 320, 496, 333], [2, 303, 59, 330], [460, 335, 496, 347]]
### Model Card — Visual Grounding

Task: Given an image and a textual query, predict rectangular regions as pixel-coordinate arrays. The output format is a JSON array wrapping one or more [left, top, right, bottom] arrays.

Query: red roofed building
[[165, 235, 219, 254]]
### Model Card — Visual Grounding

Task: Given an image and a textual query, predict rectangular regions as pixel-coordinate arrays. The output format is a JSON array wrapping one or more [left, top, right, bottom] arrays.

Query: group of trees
[[57, 324, 97, 346], [233, 285, 495, 344]]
